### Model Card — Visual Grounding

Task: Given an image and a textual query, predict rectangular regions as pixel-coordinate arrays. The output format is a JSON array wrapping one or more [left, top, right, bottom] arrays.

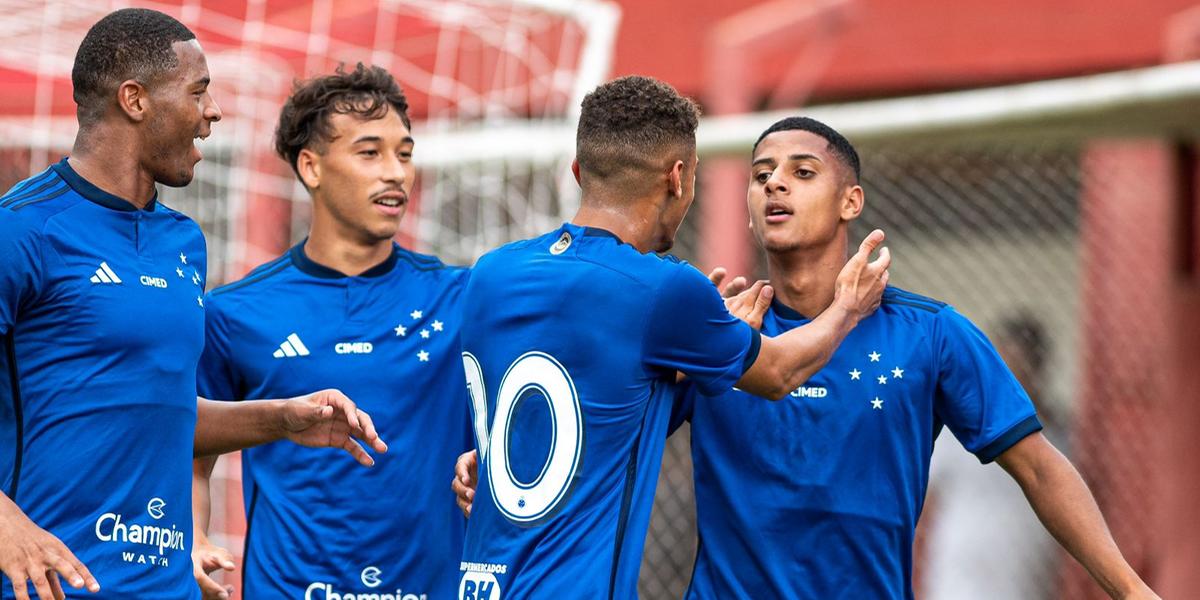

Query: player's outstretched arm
[[0, 492, 100, 600], [736, 230, 891, 400], [451, 449, 479, 518], [996, 433, 1160, 600], [193, 390, 388, 463], [191, 456, 236, 600]]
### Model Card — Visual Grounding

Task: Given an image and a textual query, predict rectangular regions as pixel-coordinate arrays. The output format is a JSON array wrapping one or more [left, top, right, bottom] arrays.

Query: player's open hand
[[0, 496, 99, 600], [280, 389, 389, 467], [706, 267, 751, 299], [191, 539, 235, 600], [833, 229, 890, 321], [452, 450, 479, 518], [724, 279, 773, 330]]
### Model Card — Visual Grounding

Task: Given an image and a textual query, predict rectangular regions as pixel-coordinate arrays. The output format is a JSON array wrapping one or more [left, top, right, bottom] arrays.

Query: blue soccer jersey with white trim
[[197, 240, 473, 599], [677, 288, 1041, 600], [0, 159, 206, 599], [457, 223, 760, 600]]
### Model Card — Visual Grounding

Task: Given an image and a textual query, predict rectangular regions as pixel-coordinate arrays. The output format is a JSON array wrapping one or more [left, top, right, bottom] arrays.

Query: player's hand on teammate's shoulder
[[833, 229, 890, 321], [0, 495, 100, 600], [191, 539, 236, 600], [708, 267, 773, 329], [279, 389, 389, 467], [452, 450, 479, 518]]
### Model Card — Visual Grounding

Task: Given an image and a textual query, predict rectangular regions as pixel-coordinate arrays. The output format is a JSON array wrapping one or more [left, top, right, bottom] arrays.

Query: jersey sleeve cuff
[[976, 414, 1043, 464], [741, 328, 762, 374]]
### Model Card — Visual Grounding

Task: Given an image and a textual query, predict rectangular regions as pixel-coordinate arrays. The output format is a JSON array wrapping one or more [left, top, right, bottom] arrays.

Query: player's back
[[458, 223, 757, 600]]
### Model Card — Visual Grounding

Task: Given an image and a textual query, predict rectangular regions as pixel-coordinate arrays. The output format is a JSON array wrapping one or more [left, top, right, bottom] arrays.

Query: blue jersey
[[677, 288, 1042, 600], [457, 224, 760, 600], [197, 241, 472, 599], [0, 160, 206, 599]]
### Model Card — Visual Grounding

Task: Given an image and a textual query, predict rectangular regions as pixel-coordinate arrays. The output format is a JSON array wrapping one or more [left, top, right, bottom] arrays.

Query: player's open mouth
[[373, 192, 407, 216], [765, 201, 792, 223]]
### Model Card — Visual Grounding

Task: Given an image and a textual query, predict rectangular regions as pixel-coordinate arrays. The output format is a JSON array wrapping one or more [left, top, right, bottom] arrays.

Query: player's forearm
[[192, 457, 218, 536], [194, 397, 288, 457], [773, 303, 858, 393], [999, 437, 1150, 599]]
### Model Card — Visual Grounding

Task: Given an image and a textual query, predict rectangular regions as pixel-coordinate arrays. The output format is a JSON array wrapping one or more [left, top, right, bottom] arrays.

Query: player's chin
[[159, 166, 195, 188]]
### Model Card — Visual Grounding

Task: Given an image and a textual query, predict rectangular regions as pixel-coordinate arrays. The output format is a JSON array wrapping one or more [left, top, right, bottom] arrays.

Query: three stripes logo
[[89, 262, 123, 285], [273, 333, 311, 358]]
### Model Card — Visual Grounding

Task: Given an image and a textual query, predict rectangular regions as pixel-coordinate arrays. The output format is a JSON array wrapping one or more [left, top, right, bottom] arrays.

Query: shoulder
[[207, 252, 296, 307], [1, 172, 84, 229], [878, 286, 950, 326], [395, 246, 471, 283], [155, 201, 205, 236]]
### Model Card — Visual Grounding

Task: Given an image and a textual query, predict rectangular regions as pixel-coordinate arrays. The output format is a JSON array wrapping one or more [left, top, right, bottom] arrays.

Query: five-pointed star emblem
[[179, 252, 187, 264], [877, 375, 888, 385], [869, 351, 881, 362], [849, 368, 861, 380], [871, 397, 883, 410], [417, 350, 429, 362], [196, 296, 204, 307], [419, 329, 430, 339], [176, 267, 184, 278], [410, 310, 423, 320], [432, 320, 444, 332], [892, 367, 904, 379], [394, 324, 407, 336]]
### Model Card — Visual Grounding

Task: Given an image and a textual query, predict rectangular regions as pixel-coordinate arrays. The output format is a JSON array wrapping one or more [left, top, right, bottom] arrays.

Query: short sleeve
[[0, 210, 46, 335], [196, 294, 242, 401], [642, 264, 760, 397], [934, 307, 1041, 463]]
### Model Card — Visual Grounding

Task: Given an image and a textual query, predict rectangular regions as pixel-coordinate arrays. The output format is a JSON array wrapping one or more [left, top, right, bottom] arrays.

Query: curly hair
[[576, 75, 700, 184], [274, 63, 410, 177], [72, 9, 196, 126]]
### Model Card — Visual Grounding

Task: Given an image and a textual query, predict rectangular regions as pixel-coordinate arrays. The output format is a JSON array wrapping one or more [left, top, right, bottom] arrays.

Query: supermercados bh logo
[[458, 562, 504, 600], [304, 566, 428, 600], [93, 497, 185, 568]]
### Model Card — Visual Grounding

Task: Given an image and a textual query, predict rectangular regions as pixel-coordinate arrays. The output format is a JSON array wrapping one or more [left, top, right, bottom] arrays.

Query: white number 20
[[462, 351, 584, 524]]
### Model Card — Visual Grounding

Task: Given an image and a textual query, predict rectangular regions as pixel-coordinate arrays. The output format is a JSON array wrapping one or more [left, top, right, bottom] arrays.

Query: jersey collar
[[52, 158, 158, 212], [771, 298, 812, 322], [289, 238, 400, 279]]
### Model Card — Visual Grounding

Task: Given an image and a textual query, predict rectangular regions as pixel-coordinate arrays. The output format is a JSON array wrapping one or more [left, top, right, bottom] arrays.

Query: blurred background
[[1, 0, 1198, 598]]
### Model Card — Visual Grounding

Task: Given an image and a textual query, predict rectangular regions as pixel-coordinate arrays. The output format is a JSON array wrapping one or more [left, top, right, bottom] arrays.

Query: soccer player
[[673, 118, 1157, 600], [0, 9, 385, 600], [453, 117, 1161, 600], [454, 76, 889, 599], [190, 64, 472, 600]]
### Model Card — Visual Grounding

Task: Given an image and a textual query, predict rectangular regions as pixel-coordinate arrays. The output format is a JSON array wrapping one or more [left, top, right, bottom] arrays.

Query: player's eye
[[796, 168, 815, 178], [399, 151, 413, 161], [359, 149, 379, 157], [754, 172, 771, 183]]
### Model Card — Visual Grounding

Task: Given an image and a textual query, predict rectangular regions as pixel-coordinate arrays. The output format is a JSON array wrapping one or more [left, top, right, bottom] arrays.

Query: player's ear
[[297, 148, 321, 189], [116, 79, 148, 123], [840, 184, 864, 221], [668, 160, 684, 198], [571, 159, 582, 187]]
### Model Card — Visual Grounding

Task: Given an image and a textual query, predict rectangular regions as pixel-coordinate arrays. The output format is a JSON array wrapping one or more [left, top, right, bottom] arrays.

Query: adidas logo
[[89, 262, 123, 284], [273, 333, 311, 358]]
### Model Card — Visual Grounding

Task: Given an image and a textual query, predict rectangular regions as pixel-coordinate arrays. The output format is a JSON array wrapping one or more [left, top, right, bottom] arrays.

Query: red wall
[[611, 0, 1198, 102]]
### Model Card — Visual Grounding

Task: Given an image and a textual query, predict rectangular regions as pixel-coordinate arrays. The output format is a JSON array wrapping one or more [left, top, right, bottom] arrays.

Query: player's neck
[[571, 203, 658, 253], [304, 220, 395, 277], [765, 241, 848, 319], [70, 129, 157, 209]]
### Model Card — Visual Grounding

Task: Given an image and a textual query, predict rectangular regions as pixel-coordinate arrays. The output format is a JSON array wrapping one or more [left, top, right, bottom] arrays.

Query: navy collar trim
[[581, 226, 621, 241], [51, 158, 157, 212], [771, 298, 812, 321], [289, 239, 400, 279]]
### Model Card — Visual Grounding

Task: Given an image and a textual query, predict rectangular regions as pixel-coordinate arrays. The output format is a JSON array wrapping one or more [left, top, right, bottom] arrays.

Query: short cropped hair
[[274, 63, 411, 177], [754, 116, 861, 183], [576, 75, 700, 184], [72, 9, 196, 126]]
